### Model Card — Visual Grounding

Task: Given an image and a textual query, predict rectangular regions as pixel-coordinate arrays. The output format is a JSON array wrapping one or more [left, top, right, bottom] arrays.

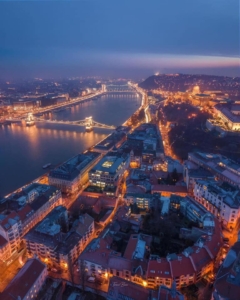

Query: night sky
[[0, 0, 239, 79]]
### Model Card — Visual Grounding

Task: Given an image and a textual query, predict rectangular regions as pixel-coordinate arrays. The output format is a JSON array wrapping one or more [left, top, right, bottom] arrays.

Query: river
[[0, 93, 141, 197]]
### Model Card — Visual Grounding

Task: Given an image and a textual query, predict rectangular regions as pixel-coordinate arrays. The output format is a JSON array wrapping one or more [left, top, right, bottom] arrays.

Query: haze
[[0, 0, 239, 79]]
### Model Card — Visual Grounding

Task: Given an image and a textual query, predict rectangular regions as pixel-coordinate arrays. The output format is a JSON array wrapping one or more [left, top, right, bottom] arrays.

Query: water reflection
[[0, 93, 140, 196]]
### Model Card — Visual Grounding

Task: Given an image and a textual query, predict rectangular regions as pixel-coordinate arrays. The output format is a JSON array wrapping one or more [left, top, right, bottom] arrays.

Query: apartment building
[[0, 235, 11, 262], [79, 218, 222, 291], [194, 180, 240, 229], [0, 258, 47, 300], [146, 219, 222, 290], [214, 103, 240, 130], [49, 151, 100, 194], [0, 211, 22, 260], [188, 152, 240, 187], [124, 192, 161, 210], [180, 196, 211, 227], [25, 207, 94, 269], [0, 184, 62, 262], [213, 234, 240, 300], [107, 276, 184, 300], [89, 153, 129, 188]]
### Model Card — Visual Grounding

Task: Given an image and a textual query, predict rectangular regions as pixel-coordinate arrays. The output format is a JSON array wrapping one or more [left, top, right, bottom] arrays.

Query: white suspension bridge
[[7, 114, 116, 131]]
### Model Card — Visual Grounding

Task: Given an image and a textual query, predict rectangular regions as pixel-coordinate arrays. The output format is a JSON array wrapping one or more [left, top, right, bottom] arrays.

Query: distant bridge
[[35, 116, 115, 130], [105, 84, 135, 92]]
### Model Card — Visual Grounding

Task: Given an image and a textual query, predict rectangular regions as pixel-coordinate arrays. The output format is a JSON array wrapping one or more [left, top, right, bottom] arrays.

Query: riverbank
[[1, 92, 141, 198]]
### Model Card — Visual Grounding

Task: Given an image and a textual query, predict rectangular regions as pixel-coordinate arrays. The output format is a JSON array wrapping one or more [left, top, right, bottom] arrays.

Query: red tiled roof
[[123, 235, 139, 260], [170, 256, 195, 278], [147, 258, 172, 279], [0, 258, 46, 300], [204, 220, 223, 259], [189, 247, 211, 272], [79, 238, 113, 268], [18, 204, 34, 222], [108, 256, 132, 271]]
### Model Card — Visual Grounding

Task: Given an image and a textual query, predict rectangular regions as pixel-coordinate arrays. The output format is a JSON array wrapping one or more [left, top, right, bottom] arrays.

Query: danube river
[[0, 93, 141, 197]]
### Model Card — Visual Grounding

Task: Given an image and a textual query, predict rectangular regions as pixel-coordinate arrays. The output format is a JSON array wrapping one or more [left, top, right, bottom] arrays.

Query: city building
[[183, 161, 214, 193], [0, 235, 11, 262], [126, 123, 164, 162], [107, 276, 184, 300], [24, 206, 94, 269], [0, 257, 47, 300], [79, 213, 222, 291], [89, 152, 129, 189], [40, 93, 69, 107], [154, 156, 183, 173], [206, 103, 240, 135], [214, 103, 240, 131], [49, 151, 100, 194], [13, 98, 41, 110], [0, 184, 62, 261], [188, 152, 240, 187], [93, 128, 129, 154], [180, 196, 211, 227], [0, 211, 22, 260], [124, 192, 161, 210], [193, 180, 240, 229], [5, 183, 62, 236], [213, 233, 240, 300], [146, 218, 222, 290]]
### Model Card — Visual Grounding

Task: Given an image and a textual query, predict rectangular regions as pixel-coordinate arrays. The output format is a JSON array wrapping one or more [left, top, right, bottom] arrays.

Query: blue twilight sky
[[0, 0, 239, 79]]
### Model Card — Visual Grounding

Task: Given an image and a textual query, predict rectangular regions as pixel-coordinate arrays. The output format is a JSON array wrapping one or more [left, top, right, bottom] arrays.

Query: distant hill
[[138, 73, 240, 98]]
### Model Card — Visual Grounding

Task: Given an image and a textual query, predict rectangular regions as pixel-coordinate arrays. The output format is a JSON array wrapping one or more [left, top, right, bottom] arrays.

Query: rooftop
[[0, 258, 46, 300], [49, 151, 100, 180], [214, 239, 240, 300], [90, 154, 127, 174]]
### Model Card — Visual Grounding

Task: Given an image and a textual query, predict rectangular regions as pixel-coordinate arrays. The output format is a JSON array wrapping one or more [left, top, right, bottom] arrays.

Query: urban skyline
[[0, 1, 240, 300]]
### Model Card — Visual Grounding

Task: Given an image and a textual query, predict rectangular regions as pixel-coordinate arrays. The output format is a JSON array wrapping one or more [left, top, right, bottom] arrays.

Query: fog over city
[[0, 0, 239, 79]]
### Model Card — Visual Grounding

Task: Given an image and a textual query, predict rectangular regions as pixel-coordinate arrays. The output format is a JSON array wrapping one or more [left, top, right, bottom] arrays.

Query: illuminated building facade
[[194, 180, 240, 229], [89, 153, 129, 188], [0, 258, 47, 300], [49, 151, 100, 194]]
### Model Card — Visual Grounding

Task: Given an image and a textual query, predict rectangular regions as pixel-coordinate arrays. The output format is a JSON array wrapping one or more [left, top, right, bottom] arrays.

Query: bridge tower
[[26, 113, 35, 126], [85, 116, 93, 132]]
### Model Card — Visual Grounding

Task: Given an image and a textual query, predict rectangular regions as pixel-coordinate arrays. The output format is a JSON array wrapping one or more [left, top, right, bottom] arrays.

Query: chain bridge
[[34, 116, 115, 131]]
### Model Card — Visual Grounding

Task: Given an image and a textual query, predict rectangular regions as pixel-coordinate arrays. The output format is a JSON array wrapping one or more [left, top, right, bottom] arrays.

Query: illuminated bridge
[[105, 84, 135, 92], [35, 116, 115, 131]]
